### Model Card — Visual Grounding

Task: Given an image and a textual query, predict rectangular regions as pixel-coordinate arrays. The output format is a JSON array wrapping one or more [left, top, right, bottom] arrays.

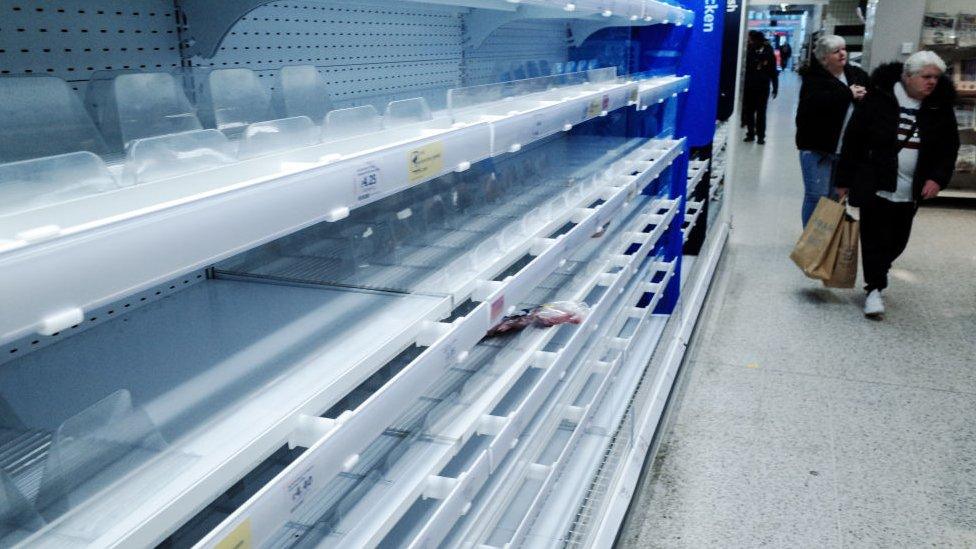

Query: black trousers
[[741, 86, 769, 139], [860, 193, 917, 292]]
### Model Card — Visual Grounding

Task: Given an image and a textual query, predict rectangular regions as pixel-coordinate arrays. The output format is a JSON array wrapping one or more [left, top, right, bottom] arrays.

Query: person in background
[[795, 35, 869, 227], [779, 40, 793, 70], [742, 30, 779, 144], [856, 0, 869, 23], [836, 50, 960, 319]]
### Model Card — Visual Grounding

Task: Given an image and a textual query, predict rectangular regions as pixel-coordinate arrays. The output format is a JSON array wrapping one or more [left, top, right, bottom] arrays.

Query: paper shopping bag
[[790, 197, 846, 279], [807, 218, 844, 281], [822, 215, 859, 288]]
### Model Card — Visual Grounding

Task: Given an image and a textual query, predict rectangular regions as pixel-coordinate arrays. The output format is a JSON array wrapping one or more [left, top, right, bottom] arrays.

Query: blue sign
[[676, 0, 726, 148]]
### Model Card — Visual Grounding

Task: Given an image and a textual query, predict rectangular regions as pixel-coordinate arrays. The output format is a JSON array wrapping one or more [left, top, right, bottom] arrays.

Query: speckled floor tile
[[619, 73, 976, 548], [622, 362, 842, 549]]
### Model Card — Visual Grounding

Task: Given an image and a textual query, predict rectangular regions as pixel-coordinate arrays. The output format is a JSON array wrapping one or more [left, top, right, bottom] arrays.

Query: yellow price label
[[407, 142, 445, 183], [215, 519, 252, 549]]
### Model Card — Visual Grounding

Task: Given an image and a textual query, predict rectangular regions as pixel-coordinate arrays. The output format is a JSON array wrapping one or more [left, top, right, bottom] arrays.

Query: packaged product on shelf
[[957, 13, 976, 47], [591, 222, 610, 238], [956, 106, 976, 130], [956, 145, 976, 173], [958, 60, 976, 94], [486, 311, 535, 336], [532, 301, 590, 327], [922, 13, 956, 45], [487, 301, 590, 337]]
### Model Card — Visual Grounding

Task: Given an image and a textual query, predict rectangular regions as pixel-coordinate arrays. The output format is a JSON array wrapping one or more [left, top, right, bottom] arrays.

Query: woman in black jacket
[[835, 51, 960, 318], [795, 35, 869, 226]]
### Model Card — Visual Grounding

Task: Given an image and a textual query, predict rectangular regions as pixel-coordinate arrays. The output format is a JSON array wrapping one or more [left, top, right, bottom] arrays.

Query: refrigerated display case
[[0, 0, 729, 547]]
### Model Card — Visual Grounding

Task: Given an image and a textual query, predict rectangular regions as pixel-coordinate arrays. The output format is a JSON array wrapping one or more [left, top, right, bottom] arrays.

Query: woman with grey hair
[[795, 34, 869, 226], [836, 50, 960, 318]]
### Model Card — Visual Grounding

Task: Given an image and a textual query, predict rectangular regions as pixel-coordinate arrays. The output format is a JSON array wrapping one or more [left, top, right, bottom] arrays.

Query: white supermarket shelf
[[482, 272, 676, 549], [418, 276, 677, 549], [201, 140, 684, 547], [513, 227, 701, 548], [682, 199, 704, 244], [939, 189, 976, 199], [441, 259, 676, 548], [200, 192, 680, 549], [527, 311, 671, 547], [713, 127, 729, 154], [687, 159, 707, 194], [415, 0, 693, 22], [587, 212, 732, 548], [710, 159, 726, 188], [12, 137, 684, 548], [193, 138, 683, 549], [6, 281, 448, 548], [636, 75, 691, 112], [324, 207, 665, 547], [0, 73, 689, 349]]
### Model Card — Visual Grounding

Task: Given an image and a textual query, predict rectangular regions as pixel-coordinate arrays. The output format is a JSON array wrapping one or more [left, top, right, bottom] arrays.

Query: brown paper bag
[[807, 218, 845, 281], [790, 197, 846, 279], [822, 216, 859, 288]]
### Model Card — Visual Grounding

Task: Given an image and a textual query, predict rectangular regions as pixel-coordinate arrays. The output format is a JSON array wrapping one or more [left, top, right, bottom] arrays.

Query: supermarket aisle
[[619, 73, 976, 547]]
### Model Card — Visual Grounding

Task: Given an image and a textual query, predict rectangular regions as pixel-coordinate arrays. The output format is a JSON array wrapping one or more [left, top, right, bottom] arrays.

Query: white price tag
[[354, 163, 382, 203], [286, 465, 315, 514], [530, 113, 544, 139]]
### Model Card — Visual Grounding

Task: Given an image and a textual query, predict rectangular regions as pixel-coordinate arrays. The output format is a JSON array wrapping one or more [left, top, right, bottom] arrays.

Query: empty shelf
[[0, 280, 447, 546]]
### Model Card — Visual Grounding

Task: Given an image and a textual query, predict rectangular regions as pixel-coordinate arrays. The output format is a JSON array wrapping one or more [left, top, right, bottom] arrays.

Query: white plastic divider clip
[[37, 308, 84, 336], [477, 414, 509, 437], [417, 320, 455, 347], [565, 405, 586, 423], [423, 476, 459, 501], [532, 350, 559, 370], [471, 280, 505, 303], [287, 415, 337, 450]]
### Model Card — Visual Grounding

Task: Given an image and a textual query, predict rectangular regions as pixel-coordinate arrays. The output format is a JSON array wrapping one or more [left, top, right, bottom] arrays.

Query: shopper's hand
[[921, 179, 941, 200], [836, 187, 849, 200], [850, 85, 867, 101]]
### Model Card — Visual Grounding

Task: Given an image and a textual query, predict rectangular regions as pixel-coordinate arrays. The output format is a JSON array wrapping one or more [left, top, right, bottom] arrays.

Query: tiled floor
[[618, 73, 976, 548]]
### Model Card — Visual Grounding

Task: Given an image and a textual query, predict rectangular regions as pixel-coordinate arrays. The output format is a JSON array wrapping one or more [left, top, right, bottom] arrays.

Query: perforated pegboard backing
[[462, 19, 572, 87], [193, 0, 465, 109], [0, 0, 183, 86], [2, 1, 576, 107]]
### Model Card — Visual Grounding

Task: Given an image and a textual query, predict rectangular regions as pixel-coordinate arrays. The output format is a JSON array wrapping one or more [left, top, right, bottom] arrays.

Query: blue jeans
[[799, 150, 838, 227]]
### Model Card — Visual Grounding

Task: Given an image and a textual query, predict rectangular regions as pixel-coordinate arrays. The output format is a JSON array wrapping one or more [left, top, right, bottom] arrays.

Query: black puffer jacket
[[744, 41, 779, 94], [836, 62, 960, 204], [795, 60, 869, 153]]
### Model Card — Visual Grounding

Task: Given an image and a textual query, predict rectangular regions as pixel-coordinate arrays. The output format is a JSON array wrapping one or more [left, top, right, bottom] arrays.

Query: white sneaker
[[864, 290, 885, 318]]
